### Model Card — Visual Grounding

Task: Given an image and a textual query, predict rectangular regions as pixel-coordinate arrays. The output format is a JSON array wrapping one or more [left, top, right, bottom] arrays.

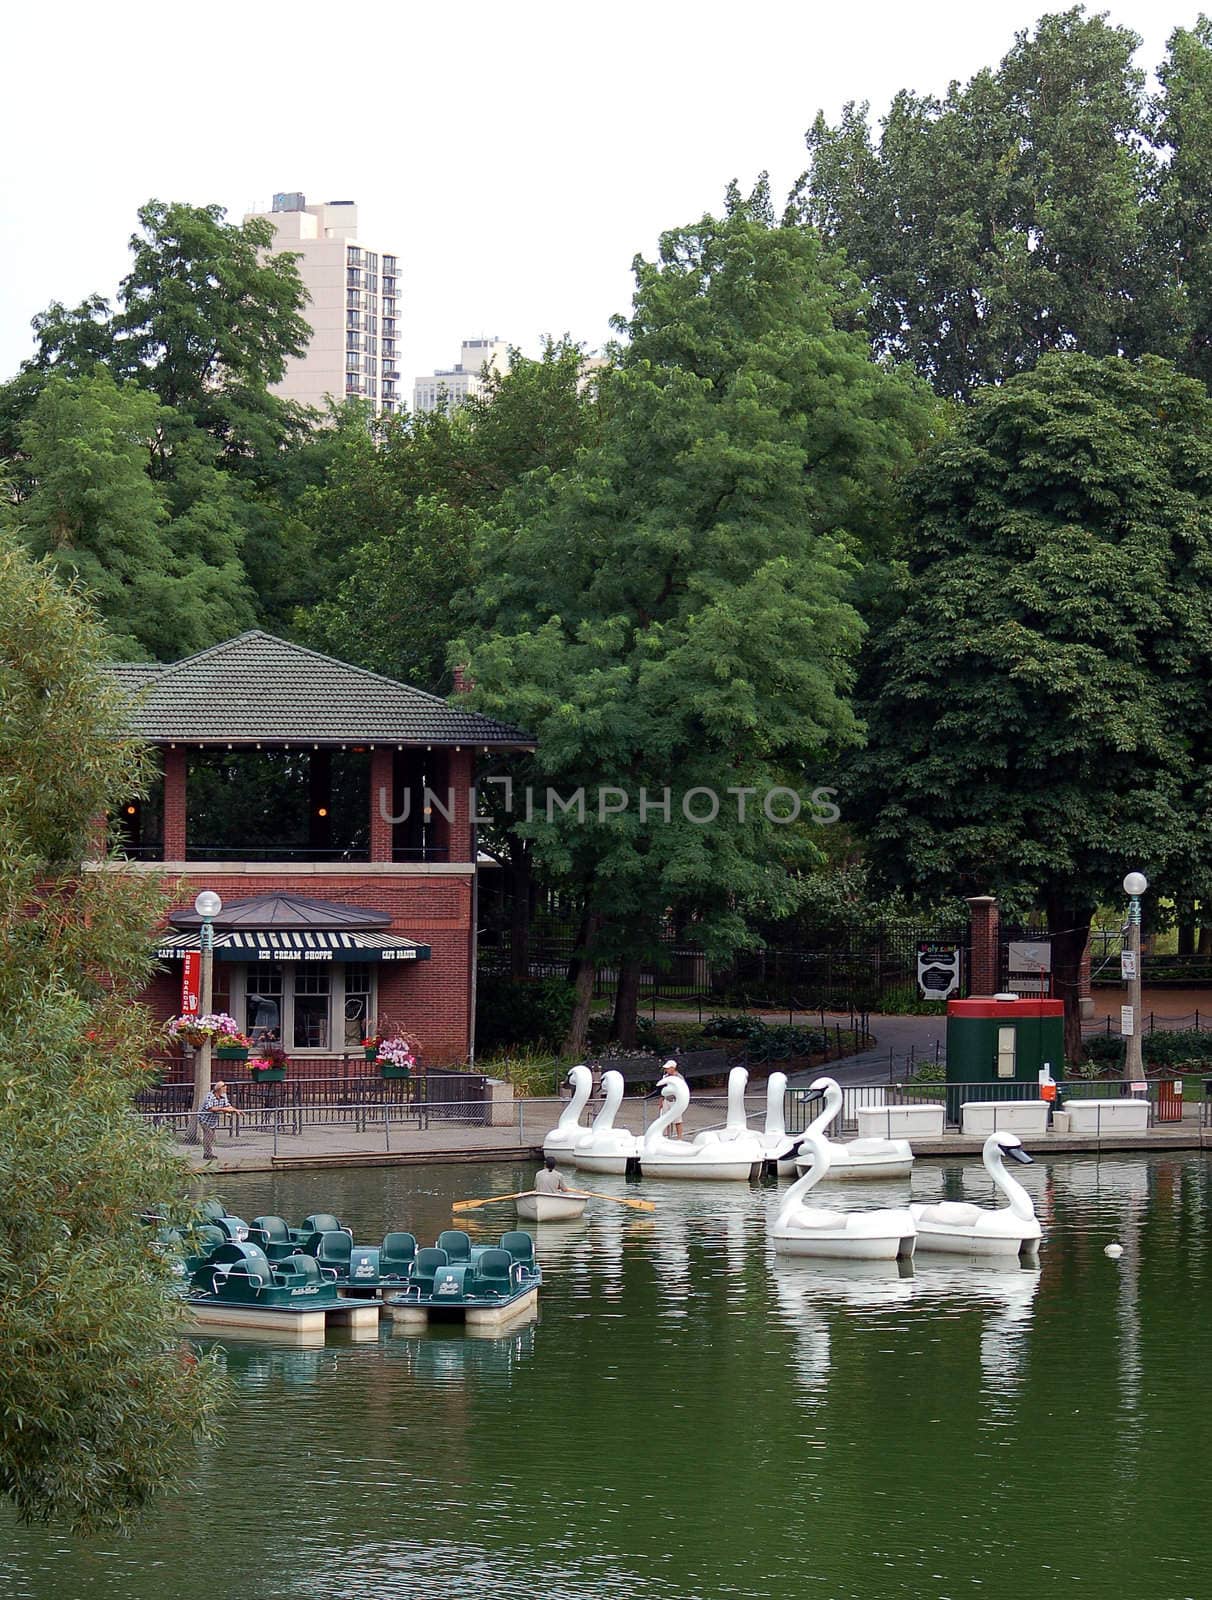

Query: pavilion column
[[447, 749, 473, 863], [965, 895, 1000, 997], [1078, 936, 1093, 1017], [163, 748, 187, 861], [369, 748, 394, 862]]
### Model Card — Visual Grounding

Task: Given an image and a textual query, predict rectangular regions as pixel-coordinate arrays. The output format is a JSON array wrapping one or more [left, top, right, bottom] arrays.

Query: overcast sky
[[2, 1, 1203, 398]]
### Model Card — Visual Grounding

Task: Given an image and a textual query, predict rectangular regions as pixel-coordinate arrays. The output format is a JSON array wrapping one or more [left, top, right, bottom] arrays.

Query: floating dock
[[382, 1283, 540, 1331], [181, 1296, 381, 1342]]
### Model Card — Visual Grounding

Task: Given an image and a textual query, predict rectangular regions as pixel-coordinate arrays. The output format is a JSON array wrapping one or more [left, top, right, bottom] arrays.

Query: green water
[[2, 1153, 1210, 1600]]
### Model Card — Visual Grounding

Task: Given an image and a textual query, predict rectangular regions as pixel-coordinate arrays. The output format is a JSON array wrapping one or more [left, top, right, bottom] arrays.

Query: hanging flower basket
[[165, 1013, 250, 1053], [376, 1036, 417, 1079]]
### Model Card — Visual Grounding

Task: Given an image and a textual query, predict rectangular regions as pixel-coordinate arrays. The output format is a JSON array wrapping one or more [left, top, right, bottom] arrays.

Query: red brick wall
[[142, 868, 474, 1065], [966, 896, 1000, 997]]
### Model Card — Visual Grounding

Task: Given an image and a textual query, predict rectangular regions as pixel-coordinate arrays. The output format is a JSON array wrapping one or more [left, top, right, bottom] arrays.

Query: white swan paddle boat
[[515, 1190, 589, 1222], [640, 1070, 761, 1181], [573, 1069, 642, 1176], [690, 1066, 767, 1163], [794, 1076, 914, 1182], [542, 1064, 594, 1166], [909, 1131, 1042, 1258], [772, 1129, 916, 1260], [756, 1071, 803, 1175]]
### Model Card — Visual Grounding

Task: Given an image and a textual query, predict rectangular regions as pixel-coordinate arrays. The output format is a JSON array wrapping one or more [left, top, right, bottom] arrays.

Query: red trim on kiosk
[[947, 998, 1064, 1020]]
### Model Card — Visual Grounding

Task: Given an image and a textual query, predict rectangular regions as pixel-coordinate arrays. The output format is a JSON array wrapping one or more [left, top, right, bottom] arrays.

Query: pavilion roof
[[105, 631, 531, 748]]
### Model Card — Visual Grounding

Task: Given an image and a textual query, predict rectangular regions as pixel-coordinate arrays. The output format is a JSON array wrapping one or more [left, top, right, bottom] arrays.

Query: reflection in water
[[772, 1258, 918, 1399], [1, 1151, 1208, 1600]]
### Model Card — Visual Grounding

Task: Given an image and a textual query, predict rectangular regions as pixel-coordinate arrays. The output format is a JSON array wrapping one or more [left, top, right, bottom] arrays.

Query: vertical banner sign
[[181, 951, 201, 1017], [917, 942, 961, 1000]]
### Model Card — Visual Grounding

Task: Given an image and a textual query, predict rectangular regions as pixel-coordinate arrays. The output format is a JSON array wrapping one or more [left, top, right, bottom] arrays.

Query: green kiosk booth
[[946, 994, 1065, 1122]]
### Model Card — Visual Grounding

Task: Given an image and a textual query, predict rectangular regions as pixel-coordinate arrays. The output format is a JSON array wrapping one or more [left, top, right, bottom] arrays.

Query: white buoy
[[1104, 1242, 1124, 1260]]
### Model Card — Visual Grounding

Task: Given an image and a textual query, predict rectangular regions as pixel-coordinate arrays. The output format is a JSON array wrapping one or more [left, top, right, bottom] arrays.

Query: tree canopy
[[798, 9, 1212, 398], [848, 352, 1212, 1054], [459, 190, 938, 1045]]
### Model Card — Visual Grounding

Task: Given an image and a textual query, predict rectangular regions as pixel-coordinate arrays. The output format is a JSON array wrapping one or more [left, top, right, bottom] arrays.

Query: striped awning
[[155, 929, 430, 964]]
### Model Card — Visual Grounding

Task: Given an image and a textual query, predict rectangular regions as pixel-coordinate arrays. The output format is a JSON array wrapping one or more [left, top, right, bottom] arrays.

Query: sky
[[1, 0, 1205, 398]]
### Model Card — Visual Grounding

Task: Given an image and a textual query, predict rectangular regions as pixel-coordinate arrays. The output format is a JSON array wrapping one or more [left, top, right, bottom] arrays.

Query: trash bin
[[1157, 1078, 1183, 1124]]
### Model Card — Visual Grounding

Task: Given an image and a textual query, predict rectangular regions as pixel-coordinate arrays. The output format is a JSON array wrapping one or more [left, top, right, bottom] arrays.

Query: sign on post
[[1120, 950, 1137, 980], [181, 951, 201, 1017], [1121, 1004, 1135, 1037], [917, 942, 961, 1000]]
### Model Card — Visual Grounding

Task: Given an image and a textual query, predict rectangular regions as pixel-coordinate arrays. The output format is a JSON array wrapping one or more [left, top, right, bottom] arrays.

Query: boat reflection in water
[[771, 1253, 1040, 1410]]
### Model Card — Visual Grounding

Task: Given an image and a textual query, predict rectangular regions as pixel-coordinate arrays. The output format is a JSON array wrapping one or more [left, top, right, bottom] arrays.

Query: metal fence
[[480, 921, 969, 1011], [134, 1092, 507, 1157], [136, 1070, 488, 1120]]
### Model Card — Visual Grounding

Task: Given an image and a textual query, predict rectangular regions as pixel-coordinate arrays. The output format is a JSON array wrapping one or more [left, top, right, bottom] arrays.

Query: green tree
[[460, 191, 937, 1048], [799, 9, 1166, 398], [1152, 17, 1212, 386], [296, 342, 600, 690], [28, 200, 310, 461], [849, 353, 1212, 1060], [9, 370, 256, 658], [0, 533, 225, 1532]]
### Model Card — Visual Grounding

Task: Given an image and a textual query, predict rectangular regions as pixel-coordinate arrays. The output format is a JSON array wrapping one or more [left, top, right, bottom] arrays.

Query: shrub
[[478, 1049, 565, 1097], [476, 976, 575, 1053]]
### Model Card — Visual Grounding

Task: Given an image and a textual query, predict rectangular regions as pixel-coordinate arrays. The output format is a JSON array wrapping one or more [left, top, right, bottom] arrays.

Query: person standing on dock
[[535, 1156, 570, 1194], [198, 1080, 239, 1160]]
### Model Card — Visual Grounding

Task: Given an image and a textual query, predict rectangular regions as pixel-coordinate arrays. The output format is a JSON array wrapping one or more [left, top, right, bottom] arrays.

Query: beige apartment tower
[[244, 193, 402, 414]]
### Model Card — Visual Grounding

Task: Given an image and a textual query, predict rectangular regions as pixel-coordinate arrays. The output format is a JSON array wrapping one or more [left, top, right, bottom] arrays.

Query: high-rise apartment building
[[413, 338, 510, 415], [244, 193, 403, 414]]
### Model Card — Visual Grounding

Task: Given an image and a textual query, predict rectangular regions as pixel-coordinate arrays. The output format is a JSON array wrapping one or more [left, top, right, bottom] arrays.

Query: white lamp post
[[1122, 872, 1147, 1084], [190, 890, 223, 1137]]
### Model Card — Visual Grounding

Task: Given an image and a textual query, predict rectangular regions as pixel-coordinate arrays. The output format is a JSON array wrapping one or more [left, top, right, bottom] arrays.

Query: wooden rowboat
[[515, 1190, 588, 1222]]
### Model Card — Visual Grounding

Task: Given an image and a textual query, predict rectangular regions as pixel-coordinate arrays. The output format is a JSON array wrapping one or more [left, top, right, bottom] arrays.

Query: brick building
[[101, 632, 531, 1068]]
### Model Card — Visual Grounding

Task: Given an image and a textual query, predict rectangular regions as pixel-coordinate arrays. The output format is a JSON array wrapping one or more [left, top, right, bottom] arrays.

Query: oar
[[565, 1189, 655, 1212], [452, 1190, 534, 1212], [453, 1188, 655, 1214]]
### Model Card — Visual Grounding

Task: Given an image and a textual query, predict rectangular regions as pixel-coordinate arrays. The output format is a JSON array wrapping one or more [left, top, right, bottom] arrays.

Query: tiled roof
[[104, 631, 532, 747]]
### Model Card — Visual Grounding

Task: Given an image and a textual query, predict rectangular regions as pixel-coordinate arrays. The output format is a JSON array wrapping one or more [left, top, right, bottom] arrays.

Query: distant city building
[[413, 338, 511, 415], [244, 192, 403, 414]]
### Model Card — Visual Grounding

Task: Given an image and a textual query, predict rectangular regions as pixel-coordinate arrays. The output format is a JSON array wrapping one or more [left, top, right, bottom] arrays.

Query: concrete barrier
[[960, 1099, 1050, 1136]]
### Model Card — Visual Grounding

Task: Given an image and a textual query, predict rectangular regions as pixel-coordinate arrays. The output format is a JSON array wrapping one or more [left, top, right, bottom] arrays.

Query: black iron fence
[[137, 1068, 488, 1122], [481, 922, 970, 1010]]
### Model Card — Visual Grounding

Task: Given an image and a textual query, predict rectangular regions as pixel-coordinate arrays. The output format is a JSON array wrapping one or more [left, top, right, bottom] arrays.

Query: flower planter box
[[216, 1046, 250, 1061], [249, 1066, 286, 1082], [364, 1046, 379, 1061], [379, 1063, 413, 1079]]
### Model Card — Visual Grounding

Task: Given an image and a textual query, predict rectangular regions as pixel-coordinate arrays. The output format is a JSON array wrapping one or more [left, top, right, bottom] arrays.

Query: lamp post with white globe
[[1122, 872, 1148, 1084], [190, 889, 223, 1136]]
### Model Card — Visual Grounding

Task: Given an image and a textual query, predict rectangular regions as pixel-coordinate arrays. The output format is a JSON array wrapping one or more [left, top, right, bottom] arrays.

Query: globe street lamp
[[1122, 872, 1147, 1084], [190, 890, 223, 1139]]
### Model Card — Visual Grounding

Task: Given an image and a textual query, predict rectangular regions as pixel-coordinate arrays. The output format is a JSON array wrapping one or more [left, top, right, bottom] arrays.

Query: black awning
[[155, 929, 430, 964]]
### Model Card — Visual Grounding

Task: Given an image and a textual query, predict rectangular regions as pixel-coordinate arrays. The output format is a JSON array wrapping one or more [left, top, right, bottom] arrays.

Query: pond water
[[2, 1152, 1210, 1600]]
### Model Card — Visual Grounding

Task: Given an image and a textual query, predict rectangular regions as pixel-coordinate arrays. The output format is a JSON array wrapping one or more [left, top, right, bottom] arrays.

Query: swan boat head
[[642, 1071, 692, 1150]]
